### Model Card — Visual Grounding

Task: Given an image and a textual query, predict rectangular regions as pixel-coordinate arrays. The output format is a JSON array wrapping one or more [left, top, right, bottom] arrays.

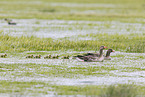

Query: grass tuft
[[100, 84, 138, 97], [0, 33, 145, 53]]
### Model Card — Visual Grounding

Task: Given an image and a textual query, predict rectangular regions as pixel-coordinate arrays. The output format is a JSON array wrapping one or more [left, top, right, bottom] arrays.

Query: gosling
[[34, 55, 41, 59], [62, 55, 69, 59], [52, 55, 59, 59], [26, 55, 34, 58], [1, 54, 7, 58], [44, 55, 51, 59]]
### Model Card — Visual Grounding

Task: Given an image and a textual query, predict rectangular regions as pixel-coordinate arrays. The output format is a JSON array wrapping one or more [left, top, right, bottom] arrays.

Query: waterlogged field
[[0, 0, 145, 96], [1, 19, 145, 38], [1, 51, 145, 96]]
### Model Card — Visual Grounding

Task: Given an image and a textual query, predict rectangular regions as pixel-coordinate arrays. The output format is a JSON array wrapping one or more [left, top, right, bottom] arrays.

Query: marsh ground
[[0, 0, 145, 96]]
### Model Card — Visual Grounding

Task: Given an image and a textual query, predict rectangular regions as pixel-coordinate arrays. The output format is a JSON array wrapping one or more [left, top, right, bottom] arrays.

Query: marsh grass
[[53, 85, 102, 95], [0, 33, 145, 53], [0, 81, 51, 95], [0, 0, 145, 23], [122, 66, 145, 72], [100, 84, 139, 97], [38, 65, 117, 77], [53, 84, 145, 96], [1, 60, 145, 96]]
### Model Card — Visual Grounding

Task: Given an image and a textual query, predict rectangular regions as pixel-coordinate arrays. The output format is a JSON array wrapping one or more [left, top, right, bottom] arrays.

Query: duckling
[[1, 54, 7, 58], [26, 55, 34, 58], [52, 56, 55, 59], [55, 55, 59, 59], [52, 55, 59, 59], [62, 55, 69, 59], [34, 55, 41, 59], [44, 55, 51, 59]]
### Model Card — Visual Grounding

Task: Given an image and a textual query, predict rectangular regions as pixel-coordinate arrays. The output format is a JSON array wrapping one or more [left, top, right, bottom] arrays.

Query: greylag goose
[[76, 46, 107, 62], [4, 18, 16, 25], [104, 49, 115, 60], [8, 21, 17, 25], [4, 18, 12, 22], [83, 46, 107, 57], [1, 54, 7, 58]]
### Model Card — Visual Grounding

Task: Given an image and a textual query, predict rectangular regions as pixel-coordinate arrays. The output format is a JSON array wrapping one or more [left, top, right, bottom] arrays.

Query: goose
[[83, 52, 99, 57], [83, 46, 108, 57], [4, 18, 12, 22], [26, 55, 34, 58], [1, 54, 7, 58], [4, 18, 8, 21], [104, 49, 115, 60], [8, 21, 17, 25], [76, 46, 107, 62], [4, 18, 16, 25]]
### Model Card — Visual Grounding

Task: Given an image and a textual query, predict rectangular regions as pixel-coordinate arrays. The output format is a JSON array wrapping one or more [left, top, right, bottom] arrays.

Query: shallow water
[[0, 51, 145, 86], [0, 18, 145, 96], [0, 19, 144, 39]]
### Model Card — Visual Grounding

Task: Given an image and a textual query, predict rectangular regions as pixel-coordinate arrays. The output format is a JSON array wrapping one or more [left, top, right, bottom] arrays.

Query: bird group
[[0, 54, 7, 58], [26, 55, 42, 59], [73, 46, 115, 62], [44, 55, 69, 59], [26, 54, 69, 59], [0, 46, 114, 62]]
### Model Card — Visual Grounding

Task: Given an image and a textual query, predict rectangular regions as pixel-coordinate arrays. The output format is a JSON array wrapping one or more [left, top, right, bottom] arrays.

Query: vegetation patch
[[0, 81, 52, 96], [100, 84, 140, 97], [0, 33, 145, 53], [53, 85, 102, 95], [53, 84, 145, 96]]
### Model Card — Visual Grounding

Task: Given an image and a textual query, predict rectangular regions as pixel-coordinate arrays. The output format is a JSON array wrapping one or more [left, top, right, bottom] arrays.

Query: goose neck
[[106, 51, 111, 57], [99, 49, 103, 57]]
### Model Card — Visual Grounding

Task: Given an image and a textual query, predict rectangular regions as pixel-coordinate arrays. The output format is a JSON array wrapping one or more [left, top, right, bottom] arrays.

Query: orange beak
[[104, 46, 107, 49], [112, 50, 115, 52]]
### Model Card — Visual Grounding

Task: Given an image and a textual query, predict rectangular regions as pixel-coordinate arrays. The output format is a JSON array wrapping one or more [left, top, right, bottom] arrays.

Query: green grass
[[0, 0, 145, 23], [53, 85, 102, 95], [122, 66, 145, 72], [0, 32, 145, 53], [53, 84, 145, 96], [1, 80, 144, 96], [0, 0, 145, 96], [0, 81, 52, 95], [0, 63, 115, 78], [0, 59, 145, 96], [100, 84, 139, 97], [37, 65, 117, 77]]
